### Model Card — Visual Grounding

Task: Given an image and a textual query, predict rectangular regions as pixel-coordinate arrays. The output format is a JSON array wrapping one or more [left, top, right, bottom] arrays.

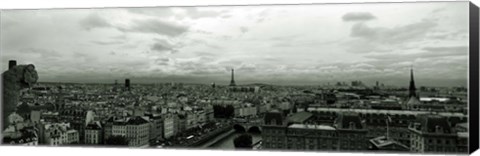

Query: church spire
[[409, 67, 417, 98], [229, 68, 236, 86]]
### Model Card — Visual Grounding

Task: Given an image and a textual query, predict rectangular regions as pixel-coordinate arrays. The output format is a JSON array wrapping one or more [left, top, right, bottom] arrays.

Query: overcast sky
[[0, 2, 470, 86]]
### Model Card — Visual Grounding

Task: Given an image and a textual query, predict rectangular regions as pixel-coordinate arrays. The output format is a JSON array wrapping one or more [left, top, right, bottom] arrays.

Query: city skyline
[[1, 2, 469, 87], [27, 67, 467, 88]]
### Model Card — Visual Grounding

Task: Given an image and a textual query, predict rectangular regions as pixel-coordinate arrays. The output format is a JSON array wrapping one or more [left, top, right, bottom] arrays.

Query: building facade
[[125, 116, 150, 147], [105, 116, 150, 147], [333, 112, 368, 151], [163, 114, 175, 139], [42, 122, 79, 146], [85, 122, 103, 145], [285, 124, 338, 150], [409, 115, 467, 154]]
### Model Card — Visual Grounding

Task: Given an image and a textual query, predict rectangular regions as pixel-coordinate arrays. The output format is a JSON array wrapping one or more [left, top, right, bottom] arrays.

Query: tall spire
[[229, 68, 236, 86], [409, 67, 417, 98]]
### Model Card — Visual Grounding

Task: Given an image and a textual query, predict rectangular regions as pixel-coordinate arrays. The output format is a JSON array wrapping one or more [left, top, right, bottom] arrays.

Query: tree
[[225, 105, 235, 118], [213, 105, 235, 118], [105, 135, 129, 146], [233, 133, 252, 149], [213, 105, 225, 118]]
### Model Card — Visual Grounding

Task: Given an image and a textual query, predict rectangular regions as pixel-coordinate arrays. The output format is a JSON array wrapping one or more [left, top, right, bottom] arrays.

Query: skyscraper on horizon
[[125, 79, 130, 91]]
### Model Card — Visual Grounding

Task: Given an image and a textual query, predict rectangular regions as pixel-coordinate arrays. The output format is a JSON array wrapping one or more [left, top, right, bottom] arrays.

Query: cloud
[[240, 27, 249, 34], [126, 7, 224, 20], [122, 19, 188, 37], [351, 63, 375, 69], [422, 46, 467, 53], [80, 13, 188, 37], [350, 20, 437, 43], [18, 48, 62, 60], [256, 9, 270, 23], [170, 57, 220, 74], [416, 46, 468, 58], [125, 7, 175, 17], [150, 39, 178, 54], [221, 14, 232, 19], [363, 45, 468, 70], [345, 19, 438, 53], [73, 51, 97, 62], [364, 46, 467, 62], [237, 63, 257, 72], [342, 12, 376, 22], [79, 13, 112, 30], [182, 7, 223, 19], [154, 57, 170, 66], [91, 40, 124, 45], [195, 51, 217, 57], [432, 7, 446, 13], [1, 3, 468, 86]]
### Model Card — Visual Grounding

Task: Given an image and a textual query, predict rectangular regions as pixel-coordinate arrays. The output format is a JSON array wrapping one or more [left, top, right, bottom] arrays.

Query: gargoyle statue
[[2, 64, 39, 131]]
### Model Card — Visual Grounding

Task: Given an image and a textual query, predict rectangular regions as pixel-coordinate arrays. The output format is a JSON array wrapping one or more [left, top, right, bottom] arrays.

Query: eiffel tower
[[229, 68, 236, 86]]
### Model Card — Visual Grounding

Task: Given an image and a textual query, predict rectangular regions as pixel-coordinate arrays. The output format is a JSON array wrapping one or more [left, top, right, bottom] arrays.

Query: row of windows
[[425, 146, 458, 152], [426, 138, 453, 145], [264, 129, 284, 134], [283, 143, 362, 150], [287, 131, 336, 137], [112, 130, 126, 134], [266, 136, 363, 150]]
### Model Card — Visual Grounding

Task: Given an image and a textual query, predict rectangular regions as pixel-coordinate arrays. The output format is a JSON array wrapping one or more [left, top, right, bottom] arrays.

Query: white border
[[0, 0, 479, 156], [0, 0, 473, 10]]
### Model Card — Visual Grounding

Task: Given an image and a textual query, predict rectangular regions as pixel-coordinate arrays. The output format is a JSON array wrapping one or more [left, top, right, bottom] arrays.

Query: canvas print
[[0, 1, 472, 154]]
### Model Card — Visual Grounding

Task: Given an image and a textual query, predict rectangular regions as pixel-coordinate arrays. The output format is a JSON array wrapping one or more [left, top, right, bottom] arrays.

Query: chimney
[[8, 60, 17, 70]]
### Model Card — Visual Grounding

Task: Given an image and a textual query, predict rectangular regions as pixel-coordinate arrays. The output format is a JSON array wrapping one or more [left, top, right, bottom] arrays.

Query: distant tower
[[8, 60, 17, 70], [55, 86, 65, 110], [113, 80, 118, 92], [229, 68, 236, 86], [409, 68, 417, 98], [125, 79, 130, 91]]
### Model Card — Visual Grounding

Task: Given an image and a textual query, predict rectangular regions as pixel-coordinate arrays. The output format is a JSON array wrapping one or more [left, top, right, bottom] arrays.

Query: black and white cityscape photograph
[[0, 1, 471, 154]]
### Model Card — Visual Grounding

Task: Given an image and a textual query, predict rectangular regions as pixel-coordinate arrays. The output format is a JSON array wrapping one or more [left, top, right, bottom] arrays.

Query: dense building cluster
[[261, 69, 468, 154], [1, 62, 469, 154]]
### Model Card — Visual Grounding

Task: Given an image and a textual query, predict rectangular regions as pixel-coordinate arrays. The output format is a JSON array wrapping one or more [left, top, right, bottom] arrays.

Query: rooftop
[[369, 136, 409, 150], [126, 116, 149, 125], [420, 97, 450, 102], [288, 124, 336, 130], [457, 132, 468, 138], [412, 114, 453, 134], [307, 107, 467, 118], [86, 122, 102, 130], [456, 122, 468, 129], [288, 112, 313, 123], [264, 110, 284, 125], [334, 112, 364, 129]]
